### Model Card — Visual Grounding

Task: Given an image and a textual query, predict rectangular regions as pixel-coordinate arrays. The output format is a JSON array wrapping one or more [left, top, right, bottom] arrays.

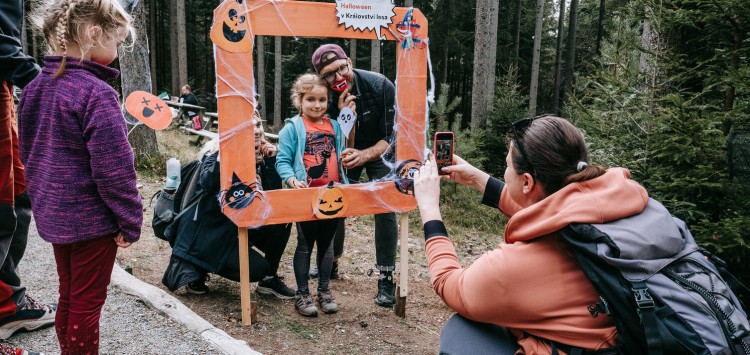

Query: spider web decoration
[[211, 0, 431, 227]]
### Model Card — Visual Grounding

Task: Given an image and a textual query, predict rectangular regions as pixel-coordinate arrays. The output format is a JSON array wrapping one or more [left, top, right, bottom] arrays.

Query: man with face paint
[[311, 44, 398, 308]]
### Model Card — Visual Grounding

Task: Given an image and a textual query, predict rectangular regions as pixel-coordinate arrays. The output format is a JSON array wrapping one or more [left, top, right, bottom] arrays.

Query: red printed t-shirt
[[302, 117, 340, 187]]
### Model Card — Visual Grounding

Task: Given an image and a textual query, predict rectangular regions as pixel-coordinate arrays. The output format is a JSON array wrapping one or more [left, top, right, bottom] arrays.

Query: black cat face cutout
[[221, 172, 263, 210]]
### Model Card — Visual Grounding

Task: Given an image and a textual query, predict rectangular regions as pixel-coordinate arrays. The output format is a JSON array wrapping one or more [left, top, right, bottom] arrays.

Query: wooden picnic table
[[165, 101, 207, 125]]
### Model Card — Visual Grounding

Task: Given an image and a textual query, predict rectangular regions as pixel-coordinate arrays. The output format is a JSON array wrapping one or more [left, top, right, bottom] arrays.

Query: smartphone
[[433, 132, 454, 175]]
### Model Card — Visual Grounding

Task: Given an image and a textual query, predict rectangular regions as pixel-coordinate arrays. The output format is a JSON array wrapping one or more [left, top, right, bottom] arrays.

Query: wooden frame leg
[[395, 213, 409, 317], [238, 227, 255, 326]]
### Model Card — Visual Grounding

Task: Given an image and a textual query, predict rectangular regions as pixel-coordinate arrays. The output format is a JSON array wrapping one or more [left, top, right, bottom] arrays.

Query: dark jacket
[[0, 0, 40, 88], [327, 68, 396, 150], [180, 92, 198, 106], [170, 152, 285, 274]]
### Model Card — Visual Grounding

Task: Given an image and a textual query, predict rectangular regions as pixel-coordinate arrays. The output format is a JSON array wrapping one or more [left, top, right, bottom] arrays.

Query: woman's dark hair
[[509, 115, 606, 195]]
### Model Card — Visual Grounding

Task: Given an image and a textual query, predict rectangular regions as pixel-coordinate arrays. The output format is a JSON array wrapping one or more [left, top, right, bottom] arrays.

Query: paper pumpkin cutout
[[312, 182, 349, 219], [124, 91, 171, 130], [210, 0, 252, 53]]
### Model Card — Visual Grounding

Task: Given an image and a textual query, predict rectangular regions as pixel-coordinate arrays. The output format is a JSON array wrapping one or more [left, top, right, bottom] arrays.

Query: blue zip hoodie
[[275, 115, 349, 187]]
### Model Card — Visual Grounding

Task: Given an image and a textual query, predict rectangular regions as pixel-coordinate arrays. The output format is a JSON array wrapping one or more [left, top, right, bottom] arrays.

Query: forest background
[[21, 0, 750, 285]]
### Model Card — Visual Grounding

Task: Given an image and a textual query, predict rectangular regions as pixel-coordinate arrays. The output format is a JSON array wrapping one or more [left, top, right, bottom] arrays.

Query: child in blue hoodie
[[276, 73, 349, 317]]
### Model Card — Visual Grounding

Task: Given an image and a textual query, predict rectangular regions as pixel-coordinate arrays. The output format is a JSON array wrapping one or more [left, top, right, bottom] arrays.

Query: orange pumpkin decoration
[[311, 182, 349, 219], [124, 91, 172, 130], [210, 0, 253, 53]]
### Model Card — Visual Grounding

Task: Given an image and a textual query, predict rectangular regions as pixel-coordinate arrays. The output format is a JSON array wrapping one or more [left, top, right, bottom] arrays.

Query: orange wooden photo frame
[[211, 0, 428, 228]]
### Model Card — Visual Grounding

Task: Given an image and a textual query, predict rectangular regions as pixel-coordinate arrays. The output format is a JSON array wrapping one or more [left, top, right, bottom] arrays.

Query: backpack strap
[[632, 281, 686, 355]]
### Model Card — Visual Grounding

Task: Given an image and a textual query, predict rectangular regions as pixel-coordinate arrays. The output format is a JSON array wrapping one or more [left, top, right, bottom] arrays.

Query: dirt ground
[[117, 129, 467, 354]]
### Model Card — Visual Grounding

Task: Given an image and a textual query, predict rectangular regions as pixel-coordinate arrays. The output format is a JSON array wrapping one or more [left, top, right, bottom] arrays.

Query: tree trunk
[[273, 36, 282, 127], [528, 0, 545, 116], [722, 20, 744, 134], [595, 0, 606, 57], [561, 0, 579, 108], [470, 0, 500, 130], [349, 39, 357, 68], [175, 0, 187, 90], [512, 0, 522, 67], [371, 40, 380, 73], [553, 0, 566, 114], [169, 0, 179, 94], [149, 0, 158, 93], [257, 35, 267, 121], [119, 0, 160, 164]]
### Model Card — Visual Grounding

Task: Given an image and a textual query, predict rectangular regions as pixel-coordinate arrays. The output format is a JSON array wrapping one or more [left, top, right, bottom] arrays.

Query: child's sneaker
[[0, 340, 44, 355], [317, 290, 338, 314], [294, 292, 318, 317], [0, 294, 56, 339]]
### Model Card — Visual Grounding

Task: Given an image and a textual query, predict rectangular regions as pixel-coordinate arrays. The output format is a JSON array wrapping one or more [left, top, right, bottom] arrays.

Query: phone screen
[[434, 132, 454, 175]]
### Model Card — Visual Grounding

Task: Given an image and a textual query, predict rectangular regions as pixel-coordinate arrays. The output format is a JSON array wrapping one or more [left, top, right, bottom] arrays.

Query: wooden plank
[[395, 213, 408, 318], [180, 127, 218, 139], [238, 227, 253, 326]]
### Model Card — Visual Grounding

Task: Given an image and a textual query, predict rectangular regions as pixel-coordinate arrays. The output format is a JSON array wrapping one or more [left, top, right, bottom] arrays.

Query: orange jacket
[[426, 168, 649, 354]]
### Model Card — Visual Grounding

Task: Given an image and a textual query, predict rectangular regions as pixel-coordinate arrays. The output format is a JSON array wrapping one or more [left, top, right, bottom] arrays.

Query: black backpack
[[556, 198, 750, 355], [151, 159, 204, 244]]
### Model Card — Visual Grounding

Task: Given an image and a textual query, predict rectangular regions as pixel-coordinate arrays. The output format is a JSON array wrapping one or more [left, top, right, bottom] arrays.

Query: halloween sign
[[124, 91, 172, 130], [312, 182, 349, 219], [335, 0, 396, 40], [210, 0, 252, 53], [213, 0, 428, 227]]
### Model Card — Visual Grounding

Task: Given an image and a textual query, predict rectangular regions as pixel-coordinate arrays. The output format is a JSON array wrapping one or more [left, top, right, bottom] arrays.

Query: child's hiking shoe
[[309, 267, 318, 279], [186, 275, 209, 295], [295, 292, 318, 317], [374, 278, 396, 308], [0, 294, 56, 339], [0, 340, 44, 355], [317, 290, 338, 314], [257, 275, 295, 300]]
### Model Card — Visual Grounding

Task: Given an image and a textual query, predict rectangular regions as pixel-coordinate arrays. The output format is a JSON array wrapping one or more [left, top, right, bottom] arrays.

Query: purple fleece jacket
[[17, 56, 142, 244]]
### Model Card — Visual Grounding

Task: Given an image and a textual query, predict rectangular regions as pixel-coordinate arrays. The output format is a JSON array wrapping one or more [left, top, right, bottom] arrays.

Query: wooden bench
[[180, 127, 218, 142]]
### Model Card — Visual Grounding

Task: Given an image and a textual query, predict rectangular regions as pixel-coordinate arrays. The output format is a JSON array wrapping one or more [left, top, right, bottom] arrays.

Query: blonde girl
[[276, 73, 348, 317], [17, 0, 142, 353]]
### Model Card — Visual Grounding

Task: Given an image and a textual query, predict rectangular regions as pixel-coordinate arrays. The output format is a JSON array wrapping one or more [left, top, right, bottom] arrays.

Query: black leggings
[[293, 218, 341, 294]]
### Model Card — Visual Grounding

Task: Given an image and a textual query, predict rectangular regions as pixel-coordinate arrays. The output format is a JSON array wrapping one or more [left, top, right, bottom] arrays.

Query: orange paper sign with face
[[124, 91, 172, 130], [210, 0, 253, 53]]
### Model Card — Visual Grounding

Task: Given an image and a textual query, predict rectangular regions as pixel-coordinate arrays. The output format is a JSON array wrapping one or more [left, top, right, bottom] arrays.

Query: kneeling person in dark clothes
[[163, 114, 295, 299]]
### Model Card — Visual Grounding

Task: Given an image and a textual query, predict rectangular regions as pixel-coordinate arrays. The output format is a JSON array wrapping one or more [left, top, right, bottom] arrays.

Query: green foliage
[[568, 0, 750, 280], [471, 69, 529, 177]]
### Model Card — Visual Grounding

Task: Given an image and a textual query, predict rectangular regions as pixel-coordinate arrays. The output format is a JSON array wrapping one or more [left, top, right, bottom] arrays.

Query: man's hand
[[114, 233, 132, 248], [341, 148, 368, 169], [337, 88, 357, 112]]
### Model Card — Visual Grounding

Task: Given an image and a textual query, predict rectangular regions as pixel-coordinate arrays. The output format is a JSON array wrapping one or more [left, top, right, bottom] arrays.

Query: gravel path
[[9, 219, 221, 355]]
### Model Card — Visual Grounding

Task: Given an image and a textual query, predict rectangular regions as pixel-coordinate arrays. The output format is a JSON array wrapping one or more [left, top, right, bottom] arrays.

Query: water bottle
[[165, 157, 181, 193]]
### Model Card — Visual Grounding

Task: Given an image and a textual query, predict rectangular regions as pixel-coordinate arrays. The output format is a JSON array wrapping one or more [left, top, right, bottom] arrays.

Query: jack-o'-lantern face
[[210, 0, 252, 53], [124, 91, 172, 130], [311, 182, 349, 219]]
